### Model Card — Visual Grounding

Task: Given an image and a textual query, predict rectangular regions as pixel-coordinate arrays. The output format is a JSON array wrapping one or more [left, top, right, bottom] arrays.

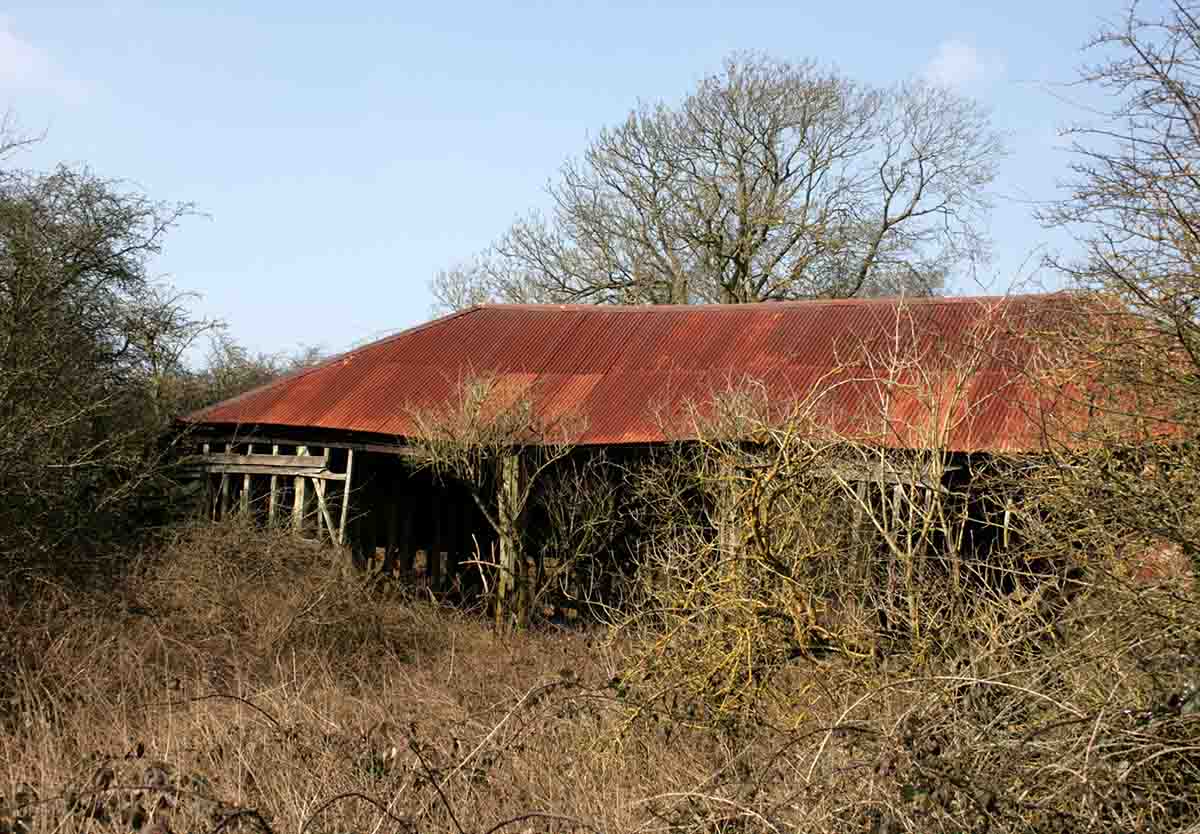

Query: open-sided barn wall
[[186, 432, 497, 593]]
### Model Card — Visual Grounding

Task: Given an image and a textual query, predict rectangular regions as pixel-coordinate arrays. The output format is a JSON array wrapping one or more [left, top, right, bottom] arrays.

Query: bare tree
[[1037, 0, 1200, 573], [432, 53, 1002, 311]]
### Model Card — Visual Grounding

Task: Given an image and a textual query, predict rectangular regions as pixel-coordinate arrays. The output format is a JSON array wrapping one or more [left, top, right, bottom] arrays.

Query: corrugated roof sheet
[[185, 295, 1078, 452]]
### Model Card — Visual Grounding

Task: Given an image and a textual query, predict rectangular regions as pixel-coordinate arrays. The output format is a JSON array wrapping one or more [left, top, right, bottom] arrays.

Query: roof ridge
[[468, 293, 1058, 313]]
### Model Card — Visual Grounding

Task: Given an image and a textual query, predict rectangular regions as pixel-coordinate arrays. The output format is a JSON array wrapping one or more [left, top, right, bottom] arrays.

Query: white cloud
[[0, 16, 74, 94], [923, 39, 1002, 90]]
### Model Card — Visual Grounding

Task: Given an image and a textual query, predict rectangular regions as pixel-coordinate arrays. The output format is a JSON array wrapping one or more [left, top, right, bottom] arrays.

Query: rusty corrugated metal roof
[[185, 295, 1077, 452]]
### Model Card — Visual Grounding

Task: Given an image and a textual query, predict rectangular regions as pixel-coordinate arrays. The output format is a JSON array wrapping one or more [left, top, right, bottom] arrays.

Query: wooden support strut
[[496, 452, 520, 607], [338, 448, 355, 547], [312, 478, 338, 544], [202, 443, 214, 520], [240, 444, 253, 515], [220, 443, 232, 519], [292, 445, 309, 533], [268, 445, 280, 525]]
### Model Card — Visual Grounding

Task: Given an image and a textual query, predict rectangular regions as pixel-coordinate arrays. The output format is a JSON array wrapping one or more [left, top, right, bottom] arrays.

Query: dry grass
[[0, 520, 783, 833], [1, 518, 1197, 834]]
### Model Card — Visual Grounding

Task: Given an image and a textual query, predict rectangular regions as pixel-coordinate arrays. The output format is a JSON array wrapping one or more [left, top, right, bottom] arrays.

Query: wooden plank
[[202, 443, 214, 520], [496, 453, 519, 605], [1002, 498, 1013, 550], [188, 452, 328, 468], [268, 444, 280, 524], [220, 443, 232, 518], [293, 446, 309, 533], [313, 479, 338, 543], [240, 444, 253, 515], [196, 463, 345, 479], [338, 448, 355, 547], [199, 434, 417, 458]]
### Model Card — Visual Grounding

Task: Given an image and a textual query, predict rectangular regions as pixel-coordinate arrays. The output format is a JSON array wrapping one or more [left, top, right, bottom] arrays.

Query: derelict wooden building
[[180, 295, 1071, 598]]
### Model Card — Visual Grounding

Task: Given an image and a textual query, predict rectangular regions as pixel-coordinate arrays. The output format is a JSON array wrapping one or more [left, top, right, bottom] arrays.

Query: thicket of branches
[[0, 124, 320, 588]]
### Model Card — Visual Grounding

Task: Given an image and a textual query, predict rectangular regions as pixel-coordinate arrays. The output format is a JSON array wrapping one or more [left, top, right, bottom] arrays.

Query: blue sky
[[0, 0, 1122, 358]]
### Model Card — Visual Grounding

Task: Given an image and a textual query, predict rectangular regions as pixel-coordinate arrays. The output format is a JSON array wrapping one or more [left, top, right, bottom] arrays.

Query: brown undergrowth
[[2, 518, 1198, 834], [0, 520, 784, 834]]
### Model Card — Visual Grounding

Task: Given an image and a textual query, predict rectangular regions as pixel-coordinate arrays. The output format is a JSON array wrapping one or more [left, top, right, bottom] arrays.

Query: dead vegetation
[[0, 496, 1196, 834]]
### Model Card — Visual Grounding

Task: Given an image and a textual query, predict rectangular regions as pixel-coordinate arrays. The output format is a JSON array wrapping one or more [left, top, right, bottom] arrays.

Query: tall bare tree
[[1037, 0, 1200, 573], [433, 54, 1002, 311]]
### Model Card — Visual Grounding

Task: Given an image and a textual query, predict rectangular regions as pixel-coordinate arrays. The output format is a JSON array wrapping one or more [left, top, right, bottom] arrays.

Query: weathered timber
[[199, 434, 417, 458], [240, 444, 253, 515], [293, 446, 309, 533], [196, 463, 345, 479], [202, 443, 214, 520], [496, 452, 520, 608], [268, 445, 280, 524], [338, 448, 355, 547], [312, 479, 338, 544], [188, 452, 328, 468], [219, 443, 232, 518]]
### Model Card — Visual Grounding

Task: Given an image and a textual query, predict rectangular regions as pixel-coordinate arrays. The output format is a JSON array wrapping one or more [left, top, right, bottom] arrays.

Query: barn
[[180, 294, 1077, 607]]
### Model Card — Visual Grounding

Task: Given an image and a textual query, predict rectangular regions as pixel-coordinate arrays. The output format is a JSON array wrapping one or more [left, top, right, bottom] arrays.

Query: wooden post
[[1002, 498, 1013, 550], [219, 443, 232, 519], [240, 444, 253, 516], [267, 444, 280, 525], [338, 448, 355, 547], [292, 445, 309, 533], [200, 443, 215, 520], [496, 452, 520, 615], [312, 478, 338, 544]]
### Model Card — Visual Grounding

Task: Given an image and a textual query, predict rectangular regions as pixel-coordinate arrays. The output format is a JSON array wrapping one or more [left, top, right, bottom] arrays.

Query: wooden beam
[[187, 452, 329, 468], [312, 478, 338, 544], [219, 443, 232, 519], [338, 448, 355, 546], [240, 444, 253, 515], [1003, 498, 1013, 550], [268, 444, 280, 525], [202, 443, 214, 520], [194, 463, 346, 479], [496, 452, 519, 606], [293, 445, 309, 533], [197, 434, 417, 458]]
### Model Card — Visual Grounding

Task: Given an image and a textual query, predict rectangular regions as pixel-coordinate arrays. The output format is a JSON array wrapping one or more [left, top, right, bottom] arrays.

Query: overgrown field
[[1, 519, 1197, 834]]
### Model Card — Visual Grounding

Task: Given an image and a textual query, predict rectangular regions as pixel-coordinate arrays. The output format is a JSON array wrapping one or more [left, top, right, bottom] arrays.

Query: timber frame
[[180, 422, 1022, 616], [183, 424, 494, 592]]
